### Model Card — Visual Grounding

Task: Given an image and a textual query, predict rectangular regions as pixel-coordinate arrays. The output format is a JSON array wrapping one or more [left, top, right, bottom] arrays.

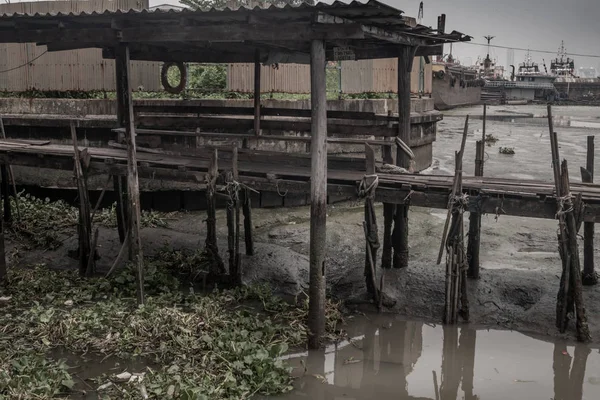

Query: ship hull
[[432, 77, 481, 110]]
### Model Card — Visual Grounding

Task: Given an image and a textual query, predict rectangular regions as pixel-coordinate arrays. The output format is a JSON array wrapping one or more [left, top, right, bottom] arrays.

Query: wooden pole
[[467, 140, 483, 279], [0, 117, 19, 222], [481, 103, 487, 170], [363, 143, 379, 301], [308, 39, 327, 350], [113, 175, 127, 243], [242, 188, 254, 256], [438, 116, 469, 264], [581, 136, 596, 285], [560, 161, 591, 342], [116, 43, 144, 305], [392, 46, 417, 269], [0, 165, 10, 223], [253, 49, 261, 137], [70, 122, 92, 277], [205, 149, 225, 276]]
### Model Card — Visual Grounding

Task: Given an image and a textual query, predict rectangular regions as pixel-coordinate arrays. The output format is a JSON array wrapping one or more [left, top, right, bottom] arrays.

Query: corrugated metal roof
[[0, 0, 464, 38]]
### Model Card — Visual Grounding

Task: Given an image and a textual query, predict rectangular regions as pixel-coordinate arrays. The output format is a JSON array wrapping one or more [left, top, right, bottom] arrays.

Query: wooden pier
[[0, 1, 594, 346]]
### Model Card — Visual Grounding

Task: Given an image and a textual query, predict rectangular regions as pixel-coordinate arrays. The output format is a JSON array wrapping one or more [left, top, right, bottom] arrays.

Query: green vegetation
[[0, 192, 342, 399], [0, 260, 341, 399], [8, 192, 171, 250], [485, 134, 499, 146], [499, 147, 515, 155]]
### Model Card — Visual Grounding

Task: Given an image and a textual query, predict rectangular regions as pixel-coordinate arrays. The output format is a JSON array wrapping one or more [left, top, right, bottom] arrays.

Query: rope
[[275, 180, 288, 197], [495, 196, 506, 221], [378, 163, 410, 174], [555, 193, 574, 218], [358, 174, 379, 198], [451, 193, 470, 213]]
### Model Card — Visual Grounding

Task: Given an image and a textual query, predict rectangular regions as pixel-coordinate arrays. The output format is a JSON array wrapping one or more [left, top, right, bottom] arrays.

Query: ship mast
[[483, 35, 495, 74]]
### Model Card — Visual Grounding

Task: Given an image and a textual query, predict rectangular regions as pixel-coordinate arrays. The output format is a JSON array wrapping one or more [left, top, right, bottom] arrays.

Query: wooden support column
[[114, 45, 129, 243], [362, 144, 379, 303], [205, 149, 225, 276], [1, 165, 10, 223], [253, 49, 261, 137], [392, 45, 416, 269], [308, 39, 327, 350], [70, 122, 93, 276], [116, 43, 144, 305], [242, 189, 254, 256], [467, 139, 484, 279], [227, 145, 242, 285], [581, 136, 596, 286]]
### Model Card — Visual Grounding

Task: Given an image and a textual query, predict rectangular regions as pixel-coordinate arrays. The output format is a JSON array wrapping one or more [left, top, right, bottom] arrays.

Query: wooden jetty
[[0, 1, 594, 345]]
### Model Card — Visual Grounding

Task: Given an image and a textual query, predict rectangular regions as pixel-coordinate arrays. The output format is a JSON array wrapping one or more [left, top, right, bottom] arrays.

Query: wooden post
[[70, 122, 93, 276], [242, 189, 254, 256], [467, 140, 484, 279], [0, 175, 5, 284], [113, 175, 128, 243], [481, 103, 487, 172], [308, 39, 327, 350], [205, 149, 225, 276], [581, 136, 596, 285], [363, 144, 379, 301], [0, 165, 10, 223], [116, 43, 144, 305], [227, 145, 242, 285], [392, 45, 416, 269], [0, 117, 19, 222], [253, 49, 261, 137]]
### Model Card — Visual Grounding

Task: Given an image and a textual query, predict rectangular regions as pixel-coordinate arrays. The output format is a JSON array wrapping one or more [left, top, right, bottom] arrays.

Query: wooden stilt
[[308, 39, 327, 350], [0, 189, 6, 284], [0, 165, 10, 223], [467, 140, 484, 279], [581, 136, 596, 285], [0, 117, 19, 222], [362, 144, 379, 301], [70, 122, 93, 276], [116, 43, 144, 304], [253, 49, 261, 137], [242, 188, 254, 256], [227, 145, 242, 285], [113, 175, 127, 243], [205, 149, 225, 276], [392, 45, 417, 269], [441, 117, 470, 324]]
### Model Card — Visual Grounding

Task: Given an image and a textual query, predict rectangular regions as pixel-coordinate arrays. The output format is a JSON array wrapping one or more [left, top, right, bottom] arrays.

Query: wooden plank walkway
[[1, 139, 599, 222]]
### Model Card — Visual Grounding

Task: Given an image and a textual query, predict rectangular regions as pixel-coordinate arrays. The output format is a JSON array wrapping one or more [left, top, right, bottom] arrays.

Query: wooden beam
[[308, 39, 327, 350], [116, 43, 145, 305], [582, 135, 596, 286]]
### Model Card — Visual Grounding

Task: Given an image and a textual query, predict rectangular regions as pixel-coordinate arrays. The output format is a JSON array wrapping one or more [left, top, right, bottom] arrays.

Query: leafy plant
[[499, 147, 515, 155]]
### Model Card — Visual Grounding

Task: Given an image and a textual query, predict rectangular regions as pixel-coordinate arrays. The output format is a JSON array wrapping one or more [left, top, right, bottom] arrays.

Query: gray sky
[[391, 0, 600, 70]]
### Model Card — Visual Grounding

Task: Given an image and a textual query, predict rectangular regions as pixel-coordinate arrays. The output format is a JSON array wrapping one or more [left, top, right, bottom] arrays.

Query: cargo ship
[[552, 41, 600, 103], [431, 54, 483, 110]]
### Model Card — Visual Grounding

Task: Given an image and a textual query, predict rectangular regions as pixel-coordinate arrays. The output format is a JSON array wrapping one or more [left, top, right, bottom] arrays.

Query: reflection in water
[[262, 315, 600, 400]]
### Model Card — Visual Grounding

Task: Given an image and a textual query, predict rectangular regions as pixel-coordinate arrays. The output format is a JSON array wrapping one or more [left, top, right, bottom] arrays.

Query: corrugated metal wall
[[227, 63, 311, 94], [0, 0, 162, 92], [227, 58, 432, 94], [342, 58, 432, 94]]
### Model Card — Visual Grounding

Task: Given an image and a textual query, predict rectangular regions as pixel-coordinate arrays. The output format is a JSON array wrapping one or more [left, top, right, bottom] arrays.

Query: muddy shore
[[14, 199, 600, 345]]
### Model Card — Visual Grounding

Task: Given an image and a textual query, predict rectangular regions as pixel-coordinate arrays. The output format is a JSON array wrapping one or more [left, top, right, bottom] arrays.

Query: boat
[[551, 41, 600, 103], [431, 53, 483, 110], [484, 52, 556, 103]]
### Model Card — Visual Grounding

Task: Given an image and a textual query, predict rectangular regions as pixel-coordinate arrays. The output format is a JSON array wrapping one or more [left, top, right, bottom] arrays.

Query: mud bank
[[15, 199, 600, 345]]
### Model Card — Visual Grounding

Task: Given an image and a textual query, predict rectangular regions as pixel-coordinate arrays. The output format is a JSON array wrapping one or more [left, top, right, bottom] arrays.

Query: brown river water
[[261, 313, 600, 400]]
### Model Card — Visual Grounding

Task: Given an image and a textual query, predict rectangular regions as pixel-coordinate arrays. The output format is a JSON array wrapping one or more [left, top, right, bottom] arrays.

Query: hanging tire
[[161, 62, 187, 94], [436, 70, 445, 79]]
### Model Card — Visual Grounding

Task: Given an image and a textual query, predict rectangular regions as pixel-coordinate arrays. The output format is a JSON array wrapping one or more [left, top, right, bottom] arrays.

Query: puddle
[[260, 314, 600, 400]]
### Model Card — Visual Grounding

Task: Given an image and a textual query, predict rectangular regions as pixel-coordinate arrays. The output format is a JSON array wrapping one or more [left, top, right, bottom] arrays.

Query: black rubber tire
[[161, 62, 187, 94]]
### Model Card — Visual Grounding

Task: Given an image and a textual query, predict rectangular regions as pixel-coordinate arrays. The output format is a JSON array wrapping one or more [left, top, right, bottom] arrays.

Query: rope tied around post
[[358, 174, 379, 199], [555, 193, 575, 218], [378, 164, 410, 175]]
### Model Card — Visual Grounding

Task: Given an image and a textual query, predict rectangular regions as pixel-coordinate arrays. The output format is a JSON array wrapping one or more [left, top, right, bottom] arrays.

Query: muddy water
[[431, 105, 600, 182], [261, 314, 600, 400]]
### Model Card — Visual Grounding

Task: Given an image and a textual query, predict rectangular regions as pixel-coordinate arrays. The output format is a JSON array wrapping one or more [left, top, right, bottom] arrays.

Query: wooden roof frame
[[0, 0, 471, 64]]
